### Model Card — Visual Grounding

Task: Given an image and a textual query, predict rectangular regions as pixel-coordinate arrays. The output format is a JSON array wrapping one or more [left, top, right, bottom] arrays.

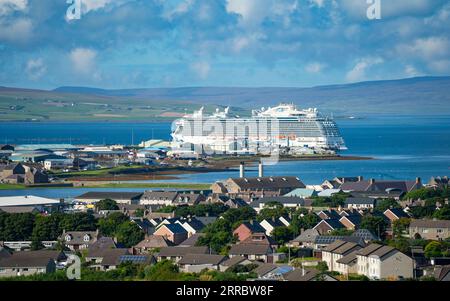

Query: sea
[[0, 115, 449, 198]]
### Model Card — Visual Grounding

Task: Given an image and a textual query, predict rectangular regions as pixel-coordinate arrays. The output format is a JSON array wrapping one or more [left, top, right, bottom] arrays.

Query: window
[[65, 234, 72, 242], [83, 234, 91, 242]]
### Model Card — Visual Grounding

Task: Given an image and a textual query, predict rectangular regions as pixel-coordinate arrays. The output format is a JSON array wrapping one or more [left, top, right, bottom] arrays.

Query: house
[[290, 229, 320, 247], [211, 176, 306, 200], [229, 243, 273, 262], [131, 218, 155, 235], [313, 236, 366, 251], [339, 214, 362, 230], [86, 248, 130, 271], [251, 196, 308, 213], [0, 163, 49, 184], [284, 268, 338, 281], [356, 244, 413, 280], [0, 195, 62, 213], [178, 254, 227, 273], [118, 204, 151, 217], [60, 230, 99, 251], [321, 177, 362, 190], [313, 219, 345, 235], [336, 250, 360, 275], [383, 208, 410, 223], [178, 233, 205, 247], [177, 218, 205, 237], [429, 176, 449, 189], [321, 240, 362, 273], [240, 233, 277, 249], [133, 235, 173, 253], [253, 263, 278, 278], [172, 193, 205, 206], [352, 229, 380, 243], [156, 246, 210, 262], [140, 191, 179, 206], [259, 218, 285, 236], [219, 255, 254, 272], [317, 210, 342, 220], [233, 221, 266, 241], [341, 178, 422, 194], [409, 219, 450, 240], [75, 192, 143, 205], [344, 197, 377, 210], [0, 251, 58, 278], [153, 224, 188, 245], [73, 157, 98, 170]]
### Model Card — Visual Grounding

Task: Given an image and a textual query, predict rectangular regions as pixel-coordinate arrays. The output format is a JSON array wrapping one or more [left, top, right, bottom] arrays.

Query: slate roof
[[340, 214, 362, 226], [341, 180, 420, 193], [238, 221, 266, 233], [352, 229, 380, 241], [314, 235, 365, 246], [178, 254, 227, 265], [345, 197, 377, 205], [314, 219, 345, 230], [162, 223, 188, 234], [291, 229, 320, 243], [62, 231, 98, 245], [87, 237, 117, 256], [318, 210, 342, 220], [229, 244, 272, 256], [89, 248, 129, 266], [336, 250, 359, 265], [220, 255, 248, 267], [179, 233, 205, 247], [253, 263, 278, 277], [158, 246, 209, 257], [356, 244, 384, 256], [369, 245, 397, 259], [385, 208, 410, 219], [410, 219, 450, 229], [229, 176, 305, 190], [135, 235, 173, 249], [0, 251, 58, 268], [284, 268, 321, 281], [182, 218, 206, 231]]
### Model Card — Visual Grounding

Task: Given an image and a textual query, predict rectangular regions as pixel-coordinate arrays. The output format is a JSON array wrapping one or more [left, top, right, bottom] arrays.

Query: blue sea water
[[0, 115, 449, 197]]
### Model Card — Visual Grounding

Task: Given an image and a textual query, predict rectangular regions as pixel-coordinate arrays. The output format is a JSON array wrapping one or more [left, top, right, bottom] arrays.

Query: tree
[[95, 199, 119, 211], [60, 212, 97, 231], [197, 219, 235, 253], [424, 241, 444, 258], [145, 260, 180, 281], [316, 261, 328, 273], [360, 216, 387, 238], [433, 206, 450, 220], [0, 212, 35, 241], [257, 202, 290, 222], [134, 208, 145, 218], [392, 217, 411, 238], [388, 238, 410, 254], [375, 199, 401, 213], [404, 188, 442, 201], [97, 212, 129, 236], [115, 221, 144, 248], [272, 226, 293, 245]]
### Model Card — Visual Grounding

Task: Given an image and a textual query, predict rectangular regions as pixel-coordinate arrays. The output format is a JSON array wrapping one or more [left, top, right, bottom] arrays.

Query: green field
[[0, 182, 211, 190]]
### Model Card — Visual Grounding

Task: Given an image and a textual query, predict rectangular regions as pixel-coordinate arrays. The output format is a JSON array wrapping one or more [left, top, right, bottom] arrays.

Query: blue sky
[[0, 0, 449, 89]]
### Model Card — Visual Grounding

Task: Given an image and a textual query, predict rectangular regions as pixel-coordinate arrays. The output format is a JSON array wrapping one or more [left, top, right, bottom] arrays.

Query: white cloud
[[305, 62, 326, 73], [0, 0, 27, 16], [26, 58, 46, 80], [428, 60, 450, 73], [309, 0, 325, 8], [0, 18, 32, 44], [69, 48, 97, 74], [398, 37, 450, 60], [346, 57, 383, 82], [190, 61, 210, 79]]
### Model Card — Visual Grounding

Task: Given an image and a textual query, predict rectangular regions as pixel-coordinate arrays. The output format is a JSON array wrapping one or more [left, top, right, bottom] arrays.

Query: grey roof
[[158, 246, 209, 257], [76, 191, 143, 200], [323, 240, 349, 252], [178, 233, 205, 247], [0, 251, 59, 268], [162, 223, 188, 234], [262, 218, 285, 228], [142, 191, 178, 201], [195, 216, 217, 226], [410, 219, 450, 229], [369, 245, 397, 259], [340, 214, 362, 226], [318, 210, 342, 220], [182, 218, 206, 231], [61, 231, 98, 245], [314, 235, 365, 246], [87, 237, 117, 256], [345, 197, 377, 205], [178, 254, 227, 265], [352, 229, 379, 241], [253, 263, 277, 277], [356, 244, 384, 256], [284, 268, 321, 281], [314, 218, 345, 230], [119, 255, 153, 265], [229, 244, 272, 256], [434, 265, 450, 281], [89, 248, 129, 266], [336, 250, 359, 265], [0, 206, 40, 213], [292, 229, 320, 243], [341, 180, 420, 193], [135, 235, 172, 249], [385, 208, 410, 219], [229, 176, 305, 190], [220, 255, 248, 267]]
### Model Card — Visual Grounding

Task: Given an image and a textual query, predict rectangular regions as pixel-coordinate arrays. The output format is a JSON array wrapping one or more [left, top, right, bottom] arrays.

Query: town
[[0, 142, 449, 281]]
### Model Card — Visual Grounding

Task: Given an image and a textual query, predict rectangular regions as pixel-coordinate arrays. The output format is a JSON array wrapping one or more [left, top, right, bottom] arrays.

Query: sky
[[0, 0, 449, 89]]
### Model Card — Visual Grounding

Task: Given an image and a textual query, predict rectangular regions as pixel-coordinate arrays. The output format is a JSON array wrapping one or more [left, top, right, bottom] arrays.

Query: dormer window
[[83, 234, 91, 242], [65, 234, 72, 242]]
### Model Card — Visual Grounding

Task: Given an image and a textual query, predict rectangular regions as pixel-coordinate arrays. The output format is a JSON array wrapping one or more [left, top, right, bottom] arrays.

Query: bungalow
[[219, 255, 254, 272], [409, 219, 450, 240], [356, 244, 413, 280], [260, 218, 285, 236], [178, 233, 205, 247], [133, 235, 173, 254], [60, 230, 99, 251], [344, 197, 377, 210], [156, 246, 210, 262], [233, 221, 266, 241], [86, 248, 130, 271], [75, 192, 143, 205], [253, 263, 278, 278], [153, 224, 188, 245], [322, 240, 362, 273], [178, 254, 227, 273], [313, 219, 345, 235], [229, 244, 273, 263], [290, 229, 320, 247], [0, 251, 58, 278], [284, 268, 338, 281]]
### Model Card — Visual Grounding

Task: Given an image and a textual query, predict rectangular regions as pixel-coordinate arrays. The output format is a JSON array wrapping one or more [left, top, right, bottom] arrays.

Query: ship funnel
[[239, 162, 245, 178], [258, 160, 264, 178]]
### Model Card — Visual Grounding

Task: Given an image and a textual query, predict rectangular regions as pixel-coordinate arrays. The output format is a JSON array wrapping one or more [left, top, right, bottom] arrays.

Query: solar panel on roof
[[119, 255, 148, 263]]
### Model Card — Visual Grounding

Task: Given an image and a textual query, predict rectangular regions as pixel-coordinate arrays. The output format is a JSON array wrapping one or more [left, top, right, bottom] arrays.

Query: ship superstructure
[[171, 103, 346, 155]]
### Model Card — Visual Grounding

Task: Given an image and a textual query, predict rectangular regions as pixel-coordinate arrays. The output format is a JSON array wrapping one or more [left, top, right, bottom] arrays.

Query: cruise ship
[[171, 104, 346, 155]]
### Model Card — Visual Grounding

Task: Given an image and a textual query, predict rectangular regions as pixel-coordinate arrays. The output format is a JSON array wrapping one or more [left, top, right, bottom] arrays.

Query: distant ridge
[[51, 76, 450, 115]]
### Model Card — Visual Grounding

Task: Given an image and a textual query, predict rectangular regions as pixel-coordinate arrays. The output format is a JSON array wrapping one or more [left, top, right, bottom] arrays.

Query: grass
[[51, 165, 150, 177], [82, 182, 211, 190], [0, 184, 27, 190]]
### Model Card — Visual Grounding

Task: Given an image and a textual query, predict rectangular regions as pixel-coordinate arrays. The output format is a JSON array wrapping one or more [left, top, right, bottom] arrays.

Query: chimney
[[358, 176, 363, 182], [240, 162, 245, 178], [369, 178, 375, 185], [416, 177, 421, 184], [258, 160, 264, 178], [272, 216, 276, 222], [249, 219, 254, 225]]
